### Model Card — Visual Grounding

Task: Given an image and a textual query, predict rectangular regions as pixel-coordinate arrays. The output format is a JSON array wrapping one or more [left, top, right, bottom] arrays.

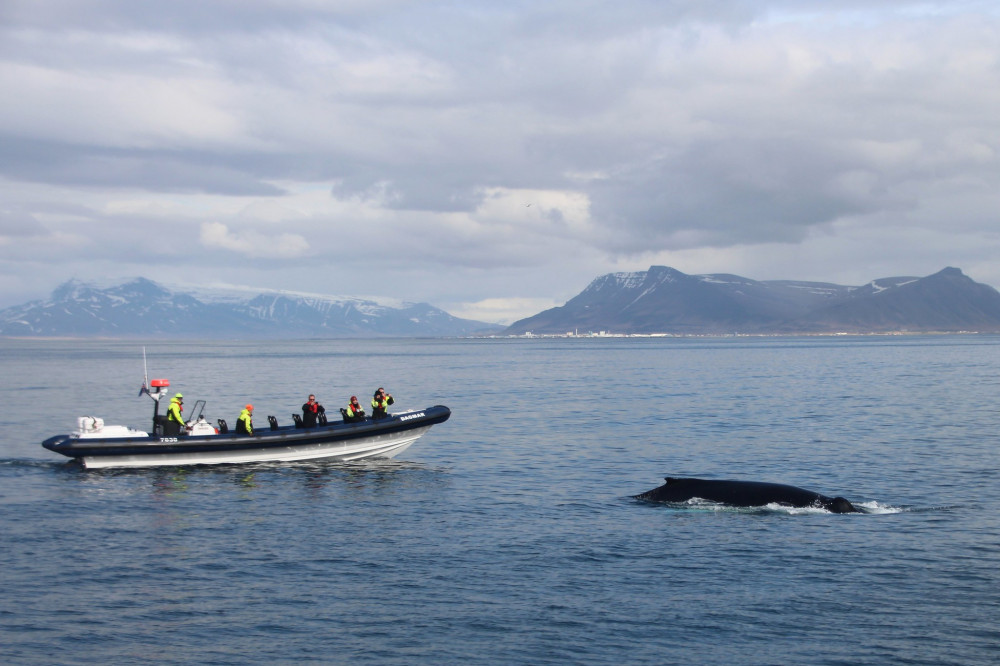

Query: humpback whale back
[[636, 476, 859, 513]]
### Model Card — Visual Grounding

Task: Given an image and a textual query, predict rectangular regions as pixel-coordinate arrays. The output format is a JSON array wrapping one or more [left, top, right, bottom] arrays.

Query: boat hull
[[42, 406, 450, 469]]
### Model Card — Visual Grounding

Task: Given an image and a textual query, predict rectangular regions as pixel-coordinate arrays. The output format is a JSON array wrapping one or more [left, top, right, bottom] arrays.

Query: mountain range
[[4, 267, 999, 339], [504, 266, 1000, 335], [0, 278, 500, 338]]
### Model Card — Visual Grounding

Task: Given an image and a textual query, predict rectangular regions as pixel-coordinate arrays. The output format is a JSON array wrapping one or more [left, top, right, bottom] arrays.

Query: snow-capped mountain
[[504, 266, 1000, 335], [0, 278, 500, 338]]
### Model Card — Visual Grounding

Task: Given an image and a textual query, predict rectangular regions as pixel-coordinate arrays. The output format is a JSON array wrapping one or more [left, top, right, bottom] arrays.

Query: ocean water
[[1, 336, 998, 665]]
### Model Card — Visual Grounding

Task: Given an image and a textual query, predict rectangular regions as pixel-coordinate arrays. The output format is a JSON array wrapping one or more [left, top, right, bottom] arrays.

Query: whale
[[634, 476, 859, 513]]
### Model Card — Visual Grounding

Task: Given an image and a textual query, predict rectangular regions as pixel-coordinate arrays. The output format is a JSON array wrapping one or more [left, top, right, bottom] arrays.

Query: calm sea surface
[[1, 336, 999, 665]]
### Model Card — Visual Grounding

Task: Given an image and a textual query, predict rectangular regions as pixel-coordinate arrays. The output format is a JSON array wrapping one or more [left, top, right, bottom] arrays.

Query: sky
[[1, 1, 999, 324]]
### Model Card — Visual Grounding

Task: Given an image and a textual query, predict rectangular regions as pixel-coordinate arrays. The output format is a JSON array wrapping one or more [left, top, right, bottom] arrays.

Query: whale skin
[[635, 476, 859, 513]]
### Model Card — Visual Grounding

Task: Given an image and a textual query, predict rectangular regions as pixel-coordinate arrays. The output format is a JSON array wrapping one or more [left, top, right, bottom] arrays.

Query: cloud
[[200, 222, 310, 258], [0, 207, 47, 239], [1, 1, 1000, 320], [446, 297, 564, 326]]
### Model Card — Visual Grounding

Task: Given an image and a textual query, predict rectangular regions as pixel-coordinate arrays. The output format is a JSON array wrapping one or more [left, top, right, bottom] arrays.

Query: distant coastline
[[489, 329, 989, 339]]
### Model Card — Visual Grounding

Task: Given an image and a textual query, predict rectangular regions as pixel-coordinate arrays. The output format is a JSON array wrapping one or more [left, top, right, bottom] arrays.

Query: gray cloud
[[1, 1, 999, 319], [0, 135, 286, 195], [0, 207, 46, 237]]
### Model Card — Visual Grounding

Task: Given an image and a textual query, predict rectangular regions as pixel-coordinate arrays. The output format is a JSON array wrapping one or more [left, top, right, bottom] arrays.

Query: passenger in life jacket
[[343, 396, 366, 423], [301, 394, 325, 427], [370, 387, 394, 420], [236, 404, 254, 435], [164, 392, 187, 437]]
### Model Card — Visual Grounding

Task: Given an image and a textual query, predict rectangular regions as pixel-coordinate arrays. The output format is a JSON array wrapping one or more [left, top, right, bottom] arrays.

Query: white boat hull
[[80, 425, 432, 469]]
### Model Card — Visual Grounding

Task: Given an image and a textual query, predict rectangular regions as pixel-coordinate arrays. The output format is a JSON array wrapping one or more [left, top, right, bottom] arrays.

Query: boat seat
[[292, 414, 303, 429], [318, 413, 328, 425], [217, 419, 229, 434], [268, 415, 278, 431]]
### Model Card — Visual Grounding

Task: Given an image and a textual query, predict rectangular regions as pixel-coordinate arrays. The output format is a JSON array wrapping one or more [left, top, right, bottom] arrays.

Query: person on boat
[[164, 392, 187, 437], [343, 396, 366, 423], [236, 404, 254, 435], [370, 387, 394, 420], [301, 394, 325, 427]]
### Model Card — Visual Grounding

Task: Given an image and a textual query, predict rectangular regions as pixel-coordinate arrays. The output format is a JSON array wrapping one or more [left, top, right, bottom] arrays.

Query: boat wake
[[635, 497, 908, 515]]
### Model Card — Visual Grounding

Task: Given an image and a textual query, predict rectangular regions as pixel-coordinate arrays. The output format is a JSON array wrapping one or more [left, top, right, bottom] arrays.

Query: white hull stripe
[[81, 426, 431, 469]]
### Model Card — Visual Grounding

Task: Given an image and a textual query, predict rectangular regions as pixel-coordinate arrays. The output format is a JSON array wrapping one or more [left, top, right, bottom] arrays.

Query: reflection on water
[[37, 457, 448, 504]]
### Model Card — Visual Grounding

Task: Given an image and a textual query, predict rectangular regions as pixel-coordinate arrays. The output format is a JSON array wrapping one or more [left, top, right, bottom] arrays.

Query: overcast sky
[[2, 1, 999, 323]]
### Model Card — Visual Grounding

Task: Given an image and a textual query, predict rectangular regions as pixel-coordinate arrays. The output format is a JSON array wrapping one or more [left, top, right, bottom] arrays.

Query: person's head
[[375, 387, 384, 397], [246, 404, 254, 412], [308, 395, 315, 403], [351, 396, 358, 403], [174, 392, 183, 401]]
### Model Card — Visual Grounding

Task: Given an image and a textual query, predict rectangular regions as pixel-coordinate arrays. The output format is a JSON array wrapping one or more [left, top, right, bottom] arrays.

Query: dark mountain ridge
[[504, 266, 1000, 335]]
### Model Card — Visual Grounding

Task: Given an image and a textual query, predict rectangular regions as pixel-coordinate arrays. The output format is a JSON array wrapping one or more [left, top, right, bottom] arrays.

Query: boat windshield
[[190, 399, 206, 422]]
